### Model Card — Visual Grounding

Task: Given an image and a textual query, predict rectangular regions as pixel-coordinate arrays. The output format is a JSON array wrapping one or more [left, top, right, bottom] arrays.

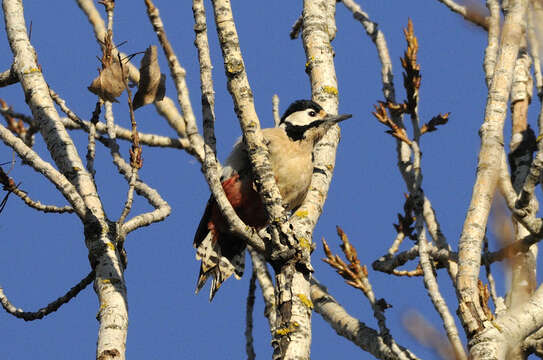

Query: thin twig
[[98, 138, 171, 236], [483, 237, 505, 314], [289, 15, 303, 39], [117, 56, 142, 227], [310, 278, 418, 359], [0, 271, 94, 321], [0, 98, 32, 146], [104, 102, 115, 139], [272, 94, 280, 127], [528, 2, 543, 100], [193, 0, 217, 156], [0, 166, 74, 213], [387, 233, 406, 255], [0, 67, 18, 88], [101, 0, 116, 140], [484, 0, 500, 87], [323, 227, 409, 358], [417, 217, 467, 360], [48, 89, 103, 176], [50, 89, 184, 149], [341, 0, 395, 102], [86, 100, 102, 176], [435, 0, 489, 30], [61, 116, 186, 148], [0, 123, 87, 218], [77, 0, 193, 152], [144, 0, 205, 163], [249, 247, 276, 334], [245, 272, 257, 360]]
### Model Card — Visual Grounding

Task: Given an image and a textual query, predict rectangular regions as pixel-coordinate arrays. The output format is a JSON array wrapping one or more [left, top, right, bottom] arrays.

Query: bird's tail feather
[[195, 230, 246, 301]]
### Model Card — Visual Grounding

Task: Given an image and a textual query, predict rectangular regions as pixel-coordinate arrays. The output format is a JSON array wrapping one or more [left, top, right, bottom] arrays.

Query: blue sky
[[0, 1, 511, 359]]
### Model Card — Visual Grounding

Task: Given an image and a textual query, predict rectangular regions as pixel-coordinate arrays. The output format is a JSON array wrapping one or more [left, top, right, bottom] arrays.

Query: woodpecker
[[194, 99, 352, 300]]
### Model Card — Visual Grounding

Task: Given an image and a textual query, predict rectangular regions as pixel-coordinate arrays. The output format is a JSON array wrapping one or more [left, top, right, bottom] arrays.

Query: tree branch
[[245, 272, 257, 360], [311, 279, 418, 360], [456, 0, 527, 337], [0, 271, 94, 321], [76, 0, 195, 156], [0, 123, 87, 218], [435, 0, 489, 30], [144, 0, 205, 163], [0, 66, 18, 88], [3, 2, 129, 357], [0, 166, 74, 214]]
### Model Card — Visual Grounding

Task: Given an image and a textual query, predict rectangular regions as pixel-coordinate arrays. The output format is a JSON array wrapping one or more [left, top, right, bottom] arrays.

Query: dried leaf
[[133, 45, 166, 110], [421, 113, 450, 134], [88, 59, 128, 102]]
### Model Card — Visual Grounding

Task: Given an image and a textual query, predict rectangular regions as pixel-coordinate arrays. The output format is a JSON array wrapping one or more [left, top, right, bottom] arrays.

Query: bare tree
[[4, 0, 543, 359]]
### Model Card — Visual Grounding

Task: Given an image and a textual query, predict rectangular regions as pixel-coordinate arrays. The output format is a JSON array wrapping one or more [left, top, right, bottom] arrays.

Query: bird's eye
[[309, 111, 317, 117]]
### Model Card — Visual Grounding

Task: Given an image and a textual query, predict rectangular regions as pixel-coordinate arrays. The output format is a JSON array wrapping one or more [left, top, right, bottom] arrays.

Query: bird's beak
[[323, 113, 352, 124]]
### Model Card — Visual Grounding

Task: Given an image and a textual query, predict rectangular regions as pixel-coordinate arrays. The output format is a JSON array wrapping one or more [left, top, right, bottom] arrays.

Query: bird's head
[[279, 100, 352, 144]]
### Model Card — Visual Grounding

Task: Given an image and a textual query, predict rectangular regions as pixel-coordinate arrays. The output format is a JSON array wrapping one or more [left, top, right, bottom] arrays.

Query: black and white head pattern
[[280, 100, 326, 141]]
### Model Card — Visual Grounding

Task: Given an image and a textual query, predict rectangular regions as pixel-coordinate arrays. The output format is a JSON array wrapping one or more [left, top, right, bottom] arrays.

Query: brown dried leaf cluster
[[129, 145, 143, 169], [401, 19, 421, 117], [0, 98, 27, 138], [322, 226, 370, 292], [421, 113, 450, 134], [372, 101, 412, 145], [0, 166, 16, 214], [133, 45, 166, 110], [373, 20, 450, 139], [88, 30, 128, 102], [0, 166, 15, 191], [394, 194, 416, 240]]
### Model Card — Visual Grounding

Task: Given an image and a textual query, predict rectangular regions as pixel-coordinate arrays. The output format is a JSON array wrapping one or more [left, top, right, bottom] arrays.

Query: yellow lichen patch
[[538, 133, 543, 143], [325, 164, 334, 171], [322, 86, 338, 95], [298, 237, 311, 251], [226, 61, 244, 75], [106, 242, 115, 251], [101, 279, 111, 284], [275, 328, 290, 336], [296, 293, 314, 309], [72, 166, 81, 171], [23, 67, 41, 75], [275, 322, 300, 336], [295, 209, 308, 218], [248, 120, 257, 128], [305, 56, 315, 69]]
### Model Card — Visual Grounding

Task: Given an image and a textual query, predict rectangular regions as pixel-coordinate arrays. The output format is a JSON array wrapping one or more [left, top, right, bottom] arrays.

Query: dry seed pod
[[133, 45, 166, 110]]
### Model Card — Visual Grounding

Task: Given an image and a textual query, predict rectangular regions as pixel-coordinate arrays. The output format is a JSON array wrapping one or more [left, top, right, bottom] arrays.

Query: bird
[[194, 99, 352, 300]]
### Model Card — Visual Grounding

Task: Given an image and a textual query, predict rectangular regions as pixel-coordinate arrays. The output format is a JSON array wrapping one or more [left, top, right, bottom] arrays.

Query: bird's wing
[[194, 196, 213, 248], [222, 137, 248, 180]]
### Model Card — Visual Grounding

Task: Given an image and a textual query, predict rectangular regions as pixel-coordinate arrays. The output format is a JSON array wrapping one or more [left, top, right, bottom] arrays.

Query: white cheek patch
[[285, 111, 312, 126]]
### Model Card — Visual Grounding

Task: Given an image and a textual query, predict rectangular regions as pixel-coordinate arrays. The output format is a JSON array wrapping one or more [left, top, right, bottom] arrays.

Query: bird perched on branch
[[194, 99, 352, 300]]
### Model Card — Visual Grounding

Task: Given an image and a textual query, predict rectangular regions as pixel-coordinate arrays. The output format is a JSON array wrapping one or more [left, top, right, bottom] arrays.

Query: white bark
[[3, 1, 128, 358]]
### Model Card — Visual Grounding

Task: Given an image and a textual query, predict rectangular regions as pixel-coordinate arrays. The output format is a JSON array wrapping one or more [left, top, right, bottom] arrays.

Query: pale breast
[[263, 128, 313, 210], [223, 128, 314, 210]]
